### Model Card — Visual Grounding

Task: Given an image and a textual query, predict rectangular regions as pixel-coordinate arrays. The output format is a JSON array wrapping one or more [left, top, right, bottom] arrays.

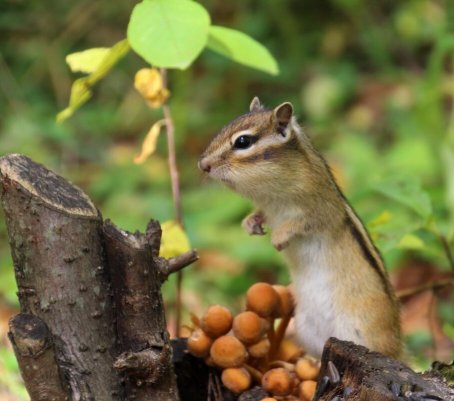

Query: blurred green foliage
[[1, 0, 454, 399]]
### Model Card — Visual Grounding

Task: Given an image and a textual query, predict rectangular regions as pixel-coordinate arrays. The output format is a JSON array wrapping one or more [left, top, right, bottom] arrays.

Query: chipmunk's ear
[[273, 102, 293, 133], [249, 96, 263, 112]]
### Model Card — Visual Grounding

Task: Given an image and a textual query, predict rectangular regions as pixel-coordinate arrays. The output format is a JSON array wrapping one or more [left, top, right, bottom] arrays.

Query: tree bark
[[104, 220, 179, 401], [0, 154, 192, 401], [8, 314, 70, 401], [314, 337, 453, 401], [0, 154, 122, 401]]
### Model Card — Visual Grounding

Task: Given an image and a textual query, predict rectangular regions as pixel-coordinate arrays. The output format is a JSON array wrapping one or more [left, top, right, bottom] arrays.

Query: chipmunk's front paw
[[242, 211, 266, 236], [271, 226, 292, 251]]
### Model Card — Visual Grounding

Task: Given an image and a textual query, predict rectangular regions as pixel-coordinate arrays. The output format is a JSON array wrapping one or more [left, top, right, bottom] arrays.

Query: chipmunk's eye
[[233, 135, 255, 149]]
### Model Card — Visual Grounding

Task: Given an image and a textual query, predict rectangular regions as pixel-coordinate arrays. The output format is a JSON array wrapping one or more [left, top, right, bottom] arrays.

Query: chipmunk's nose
[[198, 158, 211, 173]]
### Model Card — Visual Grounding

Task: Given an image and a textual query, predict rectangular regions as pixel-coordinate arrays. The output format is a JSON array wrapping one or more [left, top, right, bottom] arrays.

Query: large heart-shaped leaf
[[127, 0, 210, 69], [207, 26, 279, 75]]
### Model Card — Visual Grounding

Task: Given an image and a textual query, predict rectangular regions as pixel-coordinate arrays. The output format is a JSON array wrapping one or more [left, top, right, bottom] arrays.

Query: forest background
[[0, 0, 453, 400]]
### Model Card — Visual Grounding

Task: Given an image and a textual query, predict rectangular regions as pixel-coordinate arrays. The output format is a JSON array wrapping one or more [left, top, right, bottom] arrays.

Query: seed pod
[[276, 339, 302, 362], [210, 335, 248, 368], [246, 282, 280, 318], [187, 328, 213, 358], [295, 357, 320, 381], [248, 337, 271, 358], [272, 285, 295, 317], [261, 368, 293, 396], [221, 367, 252, 394], [200, 305, 233, 338], [299, 380, 317, 401], [233, 311, 268, 344]]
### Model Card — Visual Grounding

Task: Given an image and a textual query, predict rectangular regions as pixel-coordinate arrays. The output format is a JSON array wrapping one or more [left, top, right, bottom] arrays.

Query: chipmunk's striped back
[[199, 97, 402, 359]]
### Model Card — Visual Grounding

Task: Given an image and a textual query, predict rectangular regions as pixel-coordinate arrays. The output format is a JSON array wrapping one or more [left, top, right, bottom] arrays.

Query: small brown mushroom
[[276, 339, 302, 362], [247, 337, 271, 359], [187, 328, 213, 358], [272, 285, 294, 317], [261, 367, 293, 396], [246, 282, 280, 318], [299, 380, 317, 401], [233, 311, 268, 344], [295, 357, 320, 381], [200, 305, 233, 338], [221, 367, 252, 394], [210, 335, 248, 368]]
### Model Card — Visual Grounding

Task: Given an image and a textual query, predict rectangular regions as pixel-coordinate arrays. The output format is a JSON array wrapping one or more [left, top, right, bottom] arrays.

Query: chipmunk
[[198, 97, 402, 359]]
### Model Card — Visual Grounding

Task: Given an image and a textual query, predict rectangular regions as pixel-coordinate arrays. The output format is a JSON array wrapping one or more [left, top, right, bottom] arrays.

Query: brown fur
[[199, 98, 402, 358]]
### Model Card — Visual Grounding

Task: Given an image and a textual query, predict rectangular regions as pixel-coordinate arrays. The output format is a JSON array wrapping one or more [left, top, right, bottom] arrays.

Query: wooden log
[[0, 154, 122, 400], [314, 337, 453, 401], [8, 314, 70, 401], [104, 220, 180, 401]]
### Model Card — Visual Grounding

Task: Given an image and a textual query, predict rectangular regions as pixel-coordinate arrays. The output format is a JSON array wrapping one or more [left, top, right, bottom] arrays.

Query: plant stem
[[429, 222, 454, 271], [396, 278, 454, 299], [160, 68, 184, 336], [270, 314, 292, 359], [439, 234, 454, 271]]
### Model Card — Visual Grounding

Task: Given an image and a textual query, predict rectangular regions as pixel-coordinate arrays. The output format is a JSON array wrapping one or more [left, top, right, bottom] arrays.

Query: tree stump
[[314, 338, 453, 401], [0, 154, 197, 401]]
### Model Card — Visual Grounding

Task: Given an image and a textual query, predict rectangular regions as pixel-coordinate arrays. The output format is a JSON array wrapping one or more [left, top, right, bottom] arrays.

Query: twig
[[163, 249, 199, 278], [428, 223, 454, 271], [396, 278, 454, 299], [428, 290, 437, 362], [439, 234, 454, 271], [162, 104, 182, 222], [160, 68, 184, 337]]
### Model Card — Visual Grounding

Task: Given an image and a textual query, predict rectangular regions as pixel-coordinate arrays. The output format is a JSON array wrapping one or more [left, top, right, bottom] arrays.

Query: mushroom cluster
[[186, 282, 320, 400]]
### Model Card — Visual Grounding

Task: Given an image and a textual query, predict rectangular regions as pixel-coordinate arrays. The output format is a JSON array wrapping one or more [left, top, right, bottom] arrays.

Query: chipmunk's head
[[199, 97, 309, 201]]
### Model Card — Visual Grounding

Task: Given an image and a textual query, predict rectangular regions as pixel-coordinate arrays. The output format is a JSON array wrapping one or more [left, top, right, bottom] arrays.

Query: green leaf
[[57, 78, 92, 122], [127, 0, 210, 69], [58, 39, 130, 123], [66, 48, 111, 74], [207, 26, 279, 75], [372, 176, 433, 219], [397, 233, 425, 250], [86, 39, 130, 84]]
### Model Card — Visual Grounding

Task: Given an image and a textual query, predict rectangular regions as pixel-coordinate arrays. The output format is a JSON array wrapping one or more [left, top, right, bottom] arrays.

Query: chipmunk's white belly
[[283, 235, 362, 358]]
